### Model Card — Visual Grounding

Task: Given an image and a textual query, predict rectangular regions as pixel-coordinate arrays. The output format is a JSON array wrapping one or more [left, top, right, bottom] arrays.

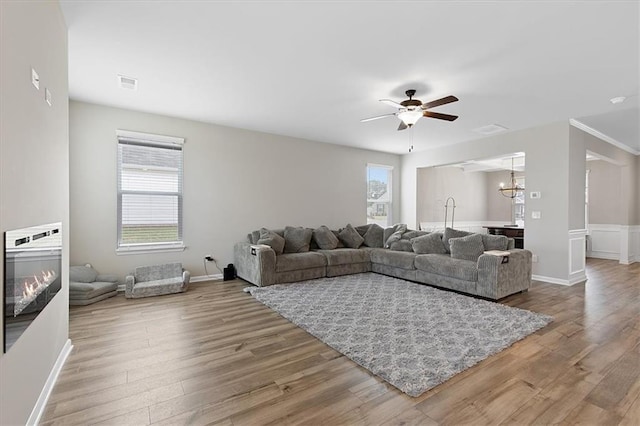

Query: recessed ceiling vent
[[117, 74, 138, 90], [473, 124, 508, 135]]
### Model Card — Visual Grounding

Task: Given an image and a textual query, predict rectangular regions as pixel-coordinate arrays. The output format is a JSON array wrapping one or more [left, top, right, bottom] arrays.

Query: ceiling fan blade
[[380, 99, 404, 109], [397, 121, 408, 131], [421, 95, 459, 110], [360, 113, 397, 122], [423, 111, 459, 121]]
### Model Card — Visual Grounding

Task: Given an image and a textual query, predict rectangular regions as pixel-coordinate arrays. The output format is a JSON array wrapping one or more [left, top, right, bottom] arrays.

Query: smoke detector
[[473, 124, 508, 135], [117, 75, 138, 90]]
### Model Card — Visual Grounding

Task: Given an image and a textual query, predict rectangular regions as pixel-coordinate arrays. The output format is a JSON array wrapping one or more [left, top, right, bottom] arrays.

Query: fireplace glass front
[[4, 222, 62, 353]]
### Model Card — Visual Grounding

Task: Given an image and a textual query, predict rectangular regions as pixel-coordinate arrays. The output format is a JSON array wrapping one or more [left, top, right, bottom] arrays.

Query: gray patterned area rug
[[244, 273, 552, 397]]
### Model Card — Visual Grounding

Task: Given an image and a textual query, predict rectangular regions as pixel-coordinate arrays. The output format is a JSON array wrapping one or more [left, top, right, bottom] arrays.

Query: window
[[116, 130, 184, 253], [367, 164, 392, 227], [514, 176, 525, 227]]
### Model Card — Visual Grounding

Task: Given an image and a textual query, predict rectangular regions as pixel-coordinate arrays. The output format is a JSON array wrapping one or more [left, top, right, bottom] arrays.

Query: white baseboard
[[587, 251, 619, 261], [27, 339, 73, 426], [531, 275, 586, 286], [191, 274, 223, 283]]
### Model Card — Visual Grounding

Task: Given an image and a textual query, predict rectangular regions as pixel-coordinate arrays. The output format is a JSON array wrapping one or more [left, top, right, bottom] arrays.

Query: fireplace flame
[[14, 270, 57, 317]]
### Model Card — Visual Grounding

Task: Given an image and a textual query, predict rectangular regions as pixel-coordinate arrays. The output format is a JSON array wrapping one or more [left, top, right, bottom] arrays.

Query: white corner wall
[[0, 1, 70, 424], [69, 101, 401, 280]]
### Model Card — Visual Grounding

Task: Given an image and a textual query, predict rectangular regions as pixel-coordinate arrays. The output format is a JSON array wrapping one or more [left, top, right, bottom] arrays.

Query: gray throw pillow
[[283, 226, 313, 253], [443, 227, 472, 253], [339, 224, 365, 248], [257, 228, 285, 255], [363, 223, 384, 248], [411, 232, 447, 254], [449, 234, 485, 261], [402, 230, 428, 240], [390, 240, 414, 252], [250, 230, 261, 245], [331, 230, 345, 248], [354, 224, 372, 237], [482, 234, 509, 251], [69, 265, 98, 283], [313, 225, 339, 250], [385, 223, 407, 248]]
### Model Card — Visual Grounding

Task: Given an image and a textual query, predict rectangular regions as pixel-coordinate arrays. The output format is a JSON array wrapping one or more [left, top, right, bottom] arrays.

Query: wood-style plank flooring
[[41, 258, 639, 425]]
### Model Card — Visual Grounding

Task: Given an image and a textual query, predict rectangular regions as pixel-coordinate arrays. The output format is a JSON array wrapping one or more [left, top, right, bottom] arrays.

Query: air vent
[[117, 75, 138, 90], [473, 124, 508, 135]]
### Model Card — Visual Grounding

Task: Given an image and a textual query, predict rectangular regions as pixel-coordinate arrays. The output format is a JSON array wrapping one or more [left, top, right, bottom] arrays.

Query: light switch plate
[[530, 191, 541, 199], [532, 211, 541, 219]]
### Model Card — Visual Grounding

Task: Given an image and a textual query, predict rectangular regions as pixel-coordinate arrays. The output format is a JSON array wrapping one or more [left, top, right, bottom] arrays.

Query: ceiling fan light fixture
[[398, 109, 422, 126]]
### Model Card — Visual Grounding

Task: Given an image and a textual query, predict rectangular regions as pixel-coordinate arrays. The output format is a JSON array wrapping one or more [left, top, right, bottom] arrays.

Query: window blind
[[117, 132, 184, 248]]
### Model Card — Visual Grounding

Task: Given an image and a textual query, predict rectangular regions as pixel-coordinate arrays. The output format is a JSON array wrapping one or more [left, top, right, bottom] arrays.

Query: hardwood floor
[[41, 258, 639, 425]]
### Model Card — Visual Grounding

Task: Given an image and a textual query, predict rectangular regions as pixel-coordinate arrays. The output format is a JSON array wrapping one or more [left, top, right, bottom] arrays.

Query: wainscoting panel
[[568, 229, 587, 285], [587, 224, 639, 264]]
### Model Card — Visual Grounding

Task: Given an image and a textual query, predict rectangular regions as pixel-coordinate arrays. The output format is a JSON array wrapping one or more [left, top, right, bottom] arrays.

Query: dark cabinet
[[484, 226, 524, 249]]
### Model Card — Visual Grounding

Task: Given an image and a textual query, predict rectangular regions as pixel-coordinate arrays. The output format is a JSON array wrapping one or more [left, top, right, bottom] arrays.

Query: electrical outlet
[[532, 254, 539, 263]]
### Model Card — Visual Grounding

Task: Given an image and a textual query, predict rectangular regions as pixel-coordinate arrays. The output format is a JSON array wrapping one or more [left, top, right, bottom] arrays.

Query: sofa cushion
[[313, 225, 339, 250], [339, 224, 364, 248], [369, 249, 416, 270], [389, 240, 413, 252], [363, 223, 384, 248], [482, 234, 509, 251], [443, 228, 472, 253], [69, 280, 118, 299], [385, 223, 407, 248], [415, 254, 478, 282], [449, 234, 485, 261], [275, 252, 327, 273], [284, 226, 313, 253], [317, 248, 370, 266], [411, 232, 447, 254], [258, 228, 286, 254], [69, 265, 98, 283]]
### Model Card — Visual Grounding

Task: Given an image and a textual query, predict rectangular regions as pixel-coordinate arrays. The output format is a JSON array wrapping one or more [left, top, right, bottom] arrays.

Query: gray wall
[[69, 101, 401, 280], [588, 160, 623, 224], [486, 170, 516, 222], [572, 126, 638, 226], [0, 1, 69, 424], [416, 167, 488, 223]]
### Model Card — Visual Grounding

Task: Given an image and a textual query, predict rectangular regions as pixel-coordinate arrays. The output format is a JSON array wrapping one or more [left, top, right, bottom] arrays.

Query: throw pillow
[[338, 224, 365, 248], [482, 234, 509, 251], [69, 265, 98, 283], [250, 230, 261, 245], [390, 240, 414, 252], [313, 225, 339, 250], [354, 224, 372, 237], [443, 227, 472, 253], [257, 228, 285, 255], [411, 232, 447, 254], [363, 223, 384, 248], [283, 226, 313, 253], [385, 223, 407, 248], [402, 230, 428, 240], [449, 234, 485, 262]]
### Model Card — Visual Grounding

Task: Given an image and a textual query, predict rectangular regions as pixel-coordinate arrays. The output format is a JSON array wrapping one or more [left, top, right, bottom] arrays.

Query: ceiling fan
[[361, 89, 459, 131]]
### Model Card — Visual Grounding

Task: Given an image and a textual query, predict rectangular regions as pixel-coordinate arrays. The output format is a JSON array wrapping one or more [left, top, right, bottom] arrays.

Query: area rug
[[245, 272, 552, 397]]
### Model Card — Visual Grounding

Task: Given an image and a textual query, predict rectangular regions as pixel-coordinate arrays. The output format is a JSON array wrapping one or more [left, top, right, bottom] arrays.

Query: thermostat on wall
[[530, 191, 541, 199]]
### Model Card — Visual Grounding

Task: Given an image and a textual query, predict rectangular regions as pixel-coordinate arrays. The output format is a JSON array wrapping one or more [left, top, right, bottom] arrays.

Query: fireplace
[[3, 222, 62, 353]]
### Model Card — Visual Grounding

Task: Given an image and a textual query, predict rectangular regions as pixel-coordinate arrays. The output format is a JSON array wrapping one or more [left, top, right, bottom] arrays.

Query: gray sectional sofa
[[234, 224, 532, 300]]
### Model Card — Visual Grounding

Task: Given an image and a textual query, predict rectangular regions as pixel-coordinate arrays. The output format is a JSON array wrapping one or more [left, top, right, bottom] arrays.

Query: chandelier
[[499, 157, 525, 198]]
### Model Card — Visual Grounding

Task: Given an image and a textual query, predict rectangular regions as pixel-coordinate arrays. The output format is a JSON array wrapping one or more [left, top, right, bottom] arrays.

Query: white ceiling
[[60, 1, 639, 155]]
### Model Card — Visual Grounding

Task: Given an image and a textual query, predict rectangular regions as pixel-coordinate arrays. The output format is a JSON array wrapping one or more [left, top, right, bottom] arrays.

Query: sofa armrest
[[125, 275, 135, 297], [234, 242, 276, 287], [476, 249, 532, 300], [182, 269, 191, 286]]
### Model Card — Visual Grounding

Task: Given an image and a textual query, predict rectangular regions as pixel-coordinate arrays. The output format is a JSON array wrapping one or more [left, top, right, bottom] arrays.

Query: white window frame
[[366, 164, 393, 227], [115, 130, 185, 255]]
